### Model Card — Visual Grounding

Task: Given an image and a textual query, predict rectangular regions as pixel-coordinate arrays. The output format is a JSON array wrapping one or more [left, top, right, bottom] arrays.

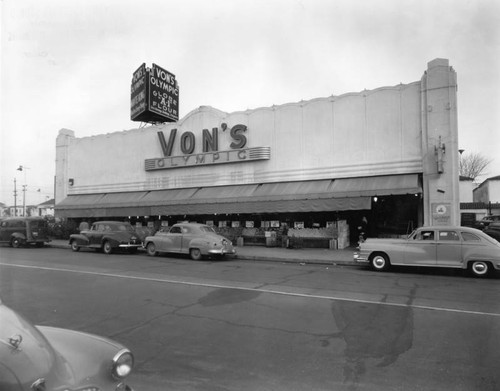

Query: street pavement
[[48, 239, 356, 266]]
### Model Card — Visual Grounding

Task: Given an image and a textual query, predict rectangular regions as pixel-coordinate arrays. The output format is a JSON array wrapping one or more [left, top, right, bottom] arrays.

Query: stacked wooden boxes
[[337, 220, 350, 249]]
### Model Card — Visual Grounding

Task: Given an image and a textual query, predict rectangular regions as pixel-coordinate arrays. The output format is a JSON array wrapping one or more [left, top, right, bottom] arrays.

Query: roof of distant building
[[38, 198, 55, 207]]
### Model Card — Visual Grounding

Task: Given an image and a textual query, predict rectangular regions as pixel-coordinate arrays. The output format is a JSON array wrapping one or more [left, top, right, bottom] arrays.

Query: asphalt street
[[1, 246, 499, 391]]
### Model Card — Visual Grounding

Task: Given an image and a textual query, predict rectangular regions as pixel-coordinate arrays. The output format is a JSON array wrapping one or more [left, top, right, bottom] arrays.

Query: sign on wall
[[131, 63, 179, 123], [431, 203, 451, 225]]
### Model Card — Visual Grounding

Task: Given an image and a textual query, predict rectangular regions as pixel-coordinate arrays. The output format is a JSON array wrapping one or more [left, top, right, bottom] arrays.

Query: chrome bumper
[[118, 243, 143, 248], [208, 247, 236, 255], [353, 252, 369, 264]]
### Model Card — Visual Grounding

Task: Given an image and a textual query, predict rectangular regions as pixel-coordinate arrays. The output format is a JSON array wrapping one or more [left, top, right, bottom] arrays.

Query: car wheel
[[190, 248, 202, 260], [11, 238, 22, 248], [103, 241, 113, 255], [146, 242, 157, 257], [70, 240, 80, 252], [469, 261, 490, 278], [370, 253, 390, 271]]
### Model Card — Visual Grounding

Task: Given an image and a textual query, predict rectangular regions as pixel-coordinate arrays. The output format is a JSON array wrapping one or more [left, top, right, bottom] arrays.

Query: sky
[[1, 0, 499, 206]]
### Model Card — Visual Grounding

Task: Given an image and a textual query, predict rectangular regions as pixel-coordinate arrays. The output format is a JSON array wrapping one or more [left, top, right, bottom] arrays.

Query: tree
[[459, 152, 492, 181]]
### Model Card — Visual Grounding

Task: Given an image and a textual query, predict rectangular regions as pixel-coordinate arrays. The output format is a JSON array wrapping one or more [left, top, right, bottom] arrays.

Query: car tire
[[469, 261, 490, 278], [190, 248, 202, 261], [370, 253, 390, 271], [146, 242, 157, 257], [103, 241, 113, 255], [70, 240, 80, 252], [11, 238, 22, 248]]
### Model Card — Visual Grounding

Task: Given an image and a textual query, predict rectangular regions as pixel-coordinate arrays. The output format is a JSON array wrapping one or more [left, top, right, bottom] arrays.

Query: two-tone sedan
[[0, 300, 134, 390], [144, 223, 236, 260], [354, 226, 500, 277]]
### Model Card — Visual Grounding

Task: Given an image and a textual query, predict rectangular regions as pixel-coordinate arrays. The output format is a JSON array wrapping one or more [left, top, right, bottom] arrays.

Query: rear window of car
[[29, 220, 48, 229], [461, 232, 481, 242]]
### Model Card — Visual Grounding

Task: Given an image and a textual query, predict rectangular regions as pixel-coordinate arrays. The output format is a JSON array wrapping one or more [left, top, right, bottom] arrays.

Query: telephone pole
[[17, 165, 29, 217], [13, 178, 18, 216]]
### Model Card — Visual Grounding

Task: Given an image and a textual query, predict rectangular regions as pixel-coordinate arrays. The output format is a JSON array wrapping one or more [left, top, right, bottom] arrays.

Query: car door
[[403, 229, 437, 265], [180, 226, 196, 254], [89, 223, 105, 246], [436, 229, 463, 267], [166, 226, 183, 252]]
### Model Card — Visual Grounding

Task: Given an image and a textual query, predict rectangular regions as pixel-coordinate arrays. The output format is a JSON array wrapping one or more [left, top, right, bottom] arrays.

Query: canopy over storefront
[[55, 174, 421, 218]]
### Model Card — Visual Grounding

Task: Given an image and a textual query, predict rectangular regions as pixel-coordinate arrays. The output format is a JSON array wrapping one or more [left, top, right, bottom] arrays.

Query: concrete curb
[[48, 242, 357, 267]]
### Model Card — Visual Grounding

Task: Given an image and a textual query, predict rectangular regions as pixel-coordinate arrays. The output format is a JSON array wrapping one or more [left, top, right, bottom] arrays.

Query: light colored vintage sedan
[[144, 223, 236, 260], [354, 226, 500, 277], [0, 300, 134, 391]]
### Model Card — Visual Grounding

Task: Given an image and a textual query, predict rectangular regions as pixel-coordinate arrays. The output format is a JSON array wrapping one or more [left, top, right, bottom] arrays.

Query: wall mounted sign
[[431, 203, 451, 225], [145, 123, 270, 171]]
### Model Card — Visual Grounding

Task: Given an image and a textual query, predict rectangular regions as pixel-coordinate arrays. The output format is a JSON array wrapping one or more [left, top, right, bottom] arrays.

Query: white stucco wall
[[55, 59, 460, 225], [56, 84, 423, 195]]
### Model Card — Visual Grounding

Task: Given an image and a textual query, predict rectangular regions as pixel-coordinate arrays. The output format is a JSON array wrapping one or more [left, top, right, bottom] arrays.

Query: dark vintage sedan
[[354, 226, 500, 277], [0, 300, 134, 391], [69, 221, 143, 254], [144, 223, 236, 260], [483, 222, 500, 242]]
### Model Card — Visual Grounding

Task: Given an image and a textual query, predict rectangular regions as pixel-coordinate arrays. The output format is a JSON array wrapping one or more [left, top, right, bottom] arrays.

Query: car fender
[[462, 246, 500, 269], [11, 232, 27, 241], [69, 234, 90, 246], [101, 236, 121, 247], [188, 237, 212, 253], [37, 326, 126, 386]]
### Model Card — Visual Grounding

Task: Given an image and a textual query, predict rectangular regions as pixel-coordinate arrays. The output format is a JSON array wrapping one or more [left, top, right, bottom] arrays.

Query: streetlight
[[17, 165, 30, 217]]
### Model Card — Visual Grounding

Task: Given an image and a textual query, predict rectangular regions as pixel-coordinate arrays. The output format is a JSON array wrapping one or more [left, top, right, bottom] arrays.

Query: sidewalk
[[48, 239, 356, 266]]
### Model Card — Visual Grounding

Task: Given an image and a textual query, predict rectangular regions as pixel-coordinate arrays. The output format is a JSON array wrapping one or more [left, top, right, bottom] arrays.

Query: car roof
[[93, 221, 131, 224], [416, 226, 486, 234], [173, 223, 208, 227], [0, 216, 46, 221]]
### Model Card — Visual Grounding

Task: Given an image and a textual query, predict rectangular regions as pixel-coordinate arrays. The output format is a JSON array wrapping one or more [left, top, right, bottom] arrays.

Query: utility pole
[[17, 165, 29, 217], [13, 178, 18, 216], [22, 185, 27, 216]]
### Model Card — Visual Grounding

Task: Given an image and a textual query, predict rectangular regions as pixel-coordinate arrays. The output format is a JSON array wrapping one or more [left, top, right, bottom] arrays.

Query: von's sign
[[131, 63, 179, 123]]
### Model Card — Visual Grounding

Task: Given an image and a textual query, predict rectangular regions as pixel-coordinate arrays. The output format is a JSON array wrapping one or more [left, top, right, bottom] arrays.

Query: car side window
[[415, 230, 434, 240], [438, 231, 460, 241], [170, 226, 182, 234], [461, 232, 481, 242]]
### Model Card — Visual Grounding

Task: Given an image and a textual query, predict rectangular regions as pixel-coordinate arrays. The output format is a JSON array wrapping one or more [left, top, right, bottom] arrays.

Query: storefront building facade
[[55, 59, 459, 247]]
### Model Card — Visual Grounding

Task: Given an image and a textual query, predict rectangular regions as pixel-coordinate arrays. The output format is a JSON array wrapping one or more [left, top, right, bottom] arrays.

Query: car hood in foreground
[[0, 303, 129, 390]]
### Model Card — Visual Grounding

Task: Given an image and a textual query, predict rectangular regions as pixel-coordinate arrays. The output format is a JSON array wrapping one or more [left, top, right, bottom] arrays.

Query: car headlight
[[112, 349, 134, 379]]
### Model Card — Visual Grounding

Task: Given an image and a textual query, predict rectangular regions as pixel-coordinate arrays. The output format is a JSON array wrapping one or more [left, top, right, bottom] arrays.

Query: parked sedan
[[354, 226, 500, 277], [69, 221, 143, 254], [0, 300, 134, 390], [144, 223, 236, 260], [483, 222, 500, 242]]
